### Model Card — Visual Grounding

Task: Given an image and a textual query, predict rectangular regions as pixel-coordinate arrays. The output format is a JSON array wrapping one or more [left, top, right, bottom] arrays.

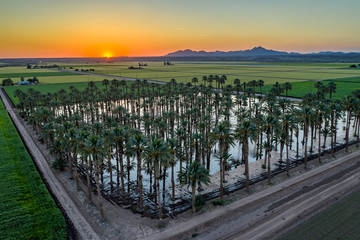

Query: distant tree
[[2, 78, 13, 86], [26, 64, 32, 69]]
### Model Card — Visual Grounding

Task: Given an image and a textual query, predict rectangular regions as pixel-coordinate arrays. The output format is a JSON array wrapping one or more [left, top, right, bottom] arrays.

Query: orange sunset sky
[[1, 0, 360, 58]]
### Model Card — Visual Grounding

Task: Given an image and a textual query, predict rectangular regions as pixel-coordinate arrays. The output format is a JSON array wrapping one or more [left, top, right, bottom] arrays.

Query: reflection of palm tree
[[178, 161, 210, 213]]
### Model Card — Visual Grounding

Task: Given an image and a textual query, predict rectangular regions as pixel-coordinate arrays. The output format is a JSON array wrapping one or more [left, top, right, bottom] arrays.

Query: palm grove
[[13, 76, 360, 219]]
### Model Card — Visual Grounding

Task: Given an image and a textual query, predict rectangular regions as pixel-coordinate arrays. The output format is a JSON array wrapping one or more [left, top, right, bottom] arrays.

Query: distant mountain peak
[[165, 46, 293, 57]]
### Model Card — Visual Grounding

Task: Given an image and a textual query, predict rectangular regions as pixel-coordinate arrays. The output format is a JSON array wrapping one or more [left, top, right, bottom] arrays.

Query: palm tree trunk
[[192, 185, 196, 213], [120, 147, 125, 192], [108, 151, 113, 192], [318, 123, 322, 163], [137, 152, 143, 208], [286, 130, 290, 176], [171, 164, 175, 200], [74, 153, 79, 190], [86, 156, 92, 201], [95, 162, 104, 218], [156, 163, 162, 220], [304, 124, 308, 169], [243, 140, 250, 191], [219, 144, 224, 200], [331, 112, 334, 155], [116, 146, 120, 188], [345, 113, 351, 153]]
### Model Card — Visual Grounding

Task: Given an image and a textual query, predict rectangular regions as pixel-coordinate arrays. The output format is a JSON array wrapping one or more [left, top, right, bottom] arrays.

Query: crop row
[[0, 99, 67, 239]]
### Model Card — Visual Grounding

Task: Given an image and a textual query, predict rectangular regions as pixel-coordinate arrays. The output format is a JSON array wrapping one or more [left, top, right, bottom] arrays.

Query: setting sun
[[103, 53, 112, 58]]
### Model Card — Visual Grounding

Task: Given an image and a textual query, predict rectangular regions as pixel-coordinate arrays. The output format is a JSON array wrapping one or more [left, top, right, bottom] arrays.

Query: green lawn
[[0, 99, 67, 239], [279, 188, 360, 240]]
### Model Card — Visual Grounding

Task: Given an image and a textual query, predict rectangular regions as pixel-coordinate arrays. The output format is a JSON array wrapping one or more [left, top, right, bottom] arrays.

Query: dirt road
[[147, 149, 360, 240], [0, 87, 100, 240]]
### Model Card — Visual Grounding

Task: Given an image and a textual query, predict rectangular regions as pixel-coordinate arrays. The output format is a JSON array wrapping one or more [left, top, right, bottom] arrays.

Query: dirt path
[[146, 149, 360, 240], [0, 87, 99, 240]]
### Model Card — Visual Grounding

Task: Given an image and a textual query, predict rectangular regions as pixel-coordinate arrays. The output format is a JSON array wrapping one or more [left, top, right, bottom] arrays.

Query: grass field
[[0, 99, 67, 239], [262, 77, 360, 99], [2, 62, 360, 101], [280, 188, 360, 240], [59, 61, 360, 85]]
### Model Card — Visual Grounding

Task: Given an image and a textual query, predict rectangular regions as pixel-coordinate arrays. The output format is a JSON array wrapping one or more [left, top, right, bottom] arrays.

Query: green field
[[62, 61, 360, 85], [2, 62, 360, 101], [0, 99, 67, 239], [262, 77, 360, 99], [280, 188, 360, 240]]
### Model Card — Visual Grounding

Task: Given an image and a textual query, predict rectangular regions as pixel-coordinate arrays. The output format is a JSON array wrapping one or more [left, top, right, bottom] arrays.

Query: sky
[[1, 0, 360, 58]]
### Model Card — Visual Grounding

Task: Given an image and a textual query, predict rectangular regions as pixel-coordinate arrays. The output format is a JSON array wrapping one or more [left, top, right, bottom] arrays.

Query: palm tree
[[192, 77, 199, 86], [178, 161, 210, 213], [263, 115, 278, 183], [144, 137, 170, 220], [111, 127, 127, 190], [257, 80, 264, 93], [85, 134, 105, 218], [342, 95, 359, 152], [167, 138, 178, 200], [283, 82, 292, 97], [234, 120, 257, 190], [327, 82, 337, 99], [300, 106, 314, 168], [211, 121, 234, 200], [281, 114, 294, 175], [129, 133, 147, 208]]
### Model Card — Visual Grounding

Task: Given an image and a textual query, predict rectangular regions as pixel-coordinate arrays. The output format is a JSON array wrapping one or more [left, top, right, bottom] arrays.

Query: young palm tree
[[178, 161, 210, 213]]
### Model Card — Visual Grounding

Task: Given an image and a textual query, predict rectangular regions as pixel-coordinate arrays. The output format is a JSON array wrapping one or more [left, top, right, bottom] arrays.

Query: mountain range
[[165, 46, 359, 57]]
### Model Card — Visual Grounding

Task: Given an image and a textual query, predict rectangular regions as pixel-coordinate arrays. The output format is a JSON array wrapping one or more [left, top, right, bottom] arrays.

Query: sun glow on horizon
[[1, 1, 360, 58], [103, 52, 113, 58]]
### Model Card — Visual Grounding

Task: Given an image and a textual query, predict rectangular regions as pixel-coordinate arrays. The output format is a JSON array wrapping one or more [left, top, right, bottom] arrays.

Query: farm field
[[280, 187, 360, 240], [262, 77, 360, 99], [2, 62, 360, 101], [58, 61, 360, 85], [0, 98, 67, 239]]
